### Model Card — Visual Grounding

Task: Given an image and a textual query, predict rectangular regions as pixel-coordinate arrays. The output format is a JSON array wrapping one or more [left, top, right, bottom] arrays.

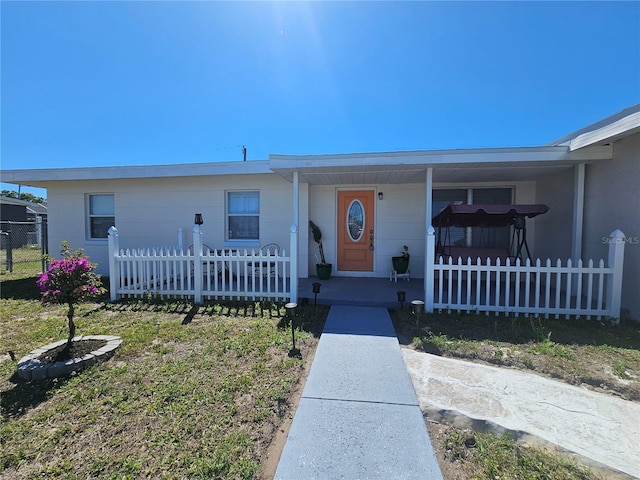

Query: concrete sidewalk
[[402, 349, 640, 479], [275, 305, 442, 479]]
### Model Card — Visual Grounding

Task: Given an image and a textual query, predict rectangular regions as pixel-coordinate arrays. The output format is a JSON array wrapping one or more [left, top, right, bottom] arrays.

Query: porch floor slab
[[297, 276, 425, 308]]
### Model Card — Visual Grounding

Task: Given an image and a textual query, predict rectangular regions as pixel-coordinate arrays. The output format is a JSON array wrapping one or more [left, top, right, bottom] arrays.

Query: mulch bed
[[37, 339, 107, 363]]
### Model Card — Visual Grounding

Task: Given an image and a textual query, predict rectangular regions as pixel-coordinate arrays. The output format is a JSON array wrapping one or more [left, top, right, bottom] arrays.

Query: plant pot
[[316, 263, 332, 280], [392, 256, 410, 274]]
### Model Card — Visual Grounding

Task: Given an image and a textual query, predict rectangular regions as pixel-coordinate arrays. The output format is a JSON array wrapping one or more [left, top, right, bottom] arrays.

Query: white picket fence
[[425, 229, 626, 321], [106, 223, 625, 321], [107, 226, 291, 302]]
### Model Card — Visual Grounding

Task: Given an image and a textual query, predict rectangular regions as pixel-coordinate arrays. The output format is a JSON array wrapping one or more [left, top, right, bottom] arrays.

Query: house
[[3, 105, 639, 319], [0, 195, 48, 223], [0, 196, 48, 249]]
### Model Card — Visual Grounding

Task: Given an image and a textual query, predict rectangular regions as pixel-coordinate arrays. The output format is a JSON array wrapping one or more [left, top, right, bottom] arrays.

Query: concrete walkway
[[275, 305, 442, 479], [403, 349, 640, 479]]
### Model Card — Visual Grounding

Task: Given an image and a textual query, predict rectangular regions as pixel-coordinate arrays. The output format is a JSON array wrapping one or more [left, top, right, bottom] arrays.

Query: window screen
[[227, 191, 259, 240], [88, 194, 115, 239]]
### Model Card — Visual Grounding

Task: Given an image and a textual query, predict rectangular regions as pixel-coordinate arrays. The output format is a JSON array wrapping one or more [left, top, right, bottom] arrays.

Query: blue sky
[[2, 1, 639, 198]]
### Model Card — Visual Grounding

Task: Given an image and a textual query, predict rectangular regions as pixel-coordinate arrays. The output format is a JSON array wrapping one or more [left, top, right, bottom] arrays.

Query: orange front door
[[337, 190, 375, 271]]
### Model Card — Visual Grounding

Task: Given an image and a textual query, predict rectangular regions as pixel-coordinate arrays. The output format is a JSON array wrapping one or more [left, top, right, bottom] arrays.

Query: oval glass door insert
[[347, 200, 365, 242]]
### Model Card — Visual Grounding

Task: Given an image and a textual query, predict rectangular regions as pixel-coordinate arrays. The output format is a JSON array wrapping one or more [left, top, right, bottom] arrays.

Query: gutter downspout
[[572, 163, 585, 264]]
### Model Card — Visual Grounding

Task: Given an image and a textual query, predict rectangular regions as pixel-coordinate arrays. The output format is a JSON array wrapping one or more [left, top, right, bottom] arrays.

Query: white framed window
[[87, 194, 115, 239], [226, 191, 259, 241]]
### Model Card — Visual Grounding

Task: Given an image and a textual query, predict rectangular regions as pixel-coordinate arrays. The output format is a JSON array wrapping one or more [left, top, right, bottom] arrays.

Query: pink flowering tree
[[37, 242, 106, 351]]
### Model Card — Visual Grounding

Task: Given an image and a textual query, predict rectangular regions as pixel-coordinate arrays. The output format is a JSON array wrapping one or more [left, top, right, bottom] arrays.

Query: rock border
[[17, 335, 122, 381]]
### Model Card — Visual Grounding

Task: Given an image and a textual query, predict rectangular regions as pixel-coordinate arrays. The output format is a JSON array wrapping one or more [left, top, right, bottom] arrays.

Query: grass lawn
[[1, 271, 327, 479], [0, 246, 43, 276], [2, 266, 639, 479]]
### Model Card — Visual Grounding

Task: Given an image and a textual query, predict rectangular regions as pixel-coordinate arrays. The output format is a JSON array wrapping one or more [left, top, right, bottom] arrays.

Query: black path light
[[285, 302, 301, 358], [411, 300, 425, 336], [396, 290, 406, 309], [312, 282, 321, 308]]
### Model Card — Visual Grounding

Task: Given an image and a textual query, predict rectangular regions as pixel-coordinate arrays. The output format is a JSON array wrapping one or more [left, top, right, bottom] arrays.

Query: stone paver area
[[403, 349, 640, 479]]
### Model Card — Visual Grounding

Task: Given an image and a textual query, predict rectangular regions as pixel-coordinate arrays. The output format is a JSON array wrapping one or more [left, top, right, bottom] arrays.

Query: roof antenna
[[242, 145, 247, 161]]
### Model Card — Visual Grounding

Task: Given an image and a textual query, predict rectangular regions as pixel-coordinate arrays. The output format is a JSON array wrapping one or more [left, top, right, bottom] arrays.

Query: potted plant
[[392, 245, 410, 274], [309, 220, 332, 280]]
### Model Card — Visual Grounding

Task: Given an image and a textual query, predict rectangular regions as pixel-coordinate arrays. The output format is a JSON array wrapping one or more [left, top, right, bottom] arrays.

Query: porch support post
[[293, 171, 299, 231], [425, 226, 435, 313], [424, 167, 434, 311], [177, 227, 184, 251], [107, 226, 119, 302], [571, 163, 585, 263], [193, 225, 203, 304], [290, 224, 298, 303], [606, 229, 625, 324], [290, 171, 299, 303]]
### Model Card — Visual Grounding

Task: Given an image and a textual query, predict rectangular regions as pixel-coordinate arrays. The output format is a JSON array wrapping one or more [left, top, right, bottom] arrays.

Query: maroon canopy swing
[[432, 204, 549, 228], [432, 203, 549, 262]]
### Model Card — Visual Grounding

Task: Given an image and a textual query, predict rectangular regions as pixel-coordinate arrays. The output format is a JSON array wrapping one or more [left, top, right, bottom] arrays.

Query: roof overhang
[[269, 145, 613, 185], [549, 104, 640, 149], [569, 110, 640, 150], [3, 104, 635, 189], [2, 160, 272, 188], [2, 144, 615, 188]]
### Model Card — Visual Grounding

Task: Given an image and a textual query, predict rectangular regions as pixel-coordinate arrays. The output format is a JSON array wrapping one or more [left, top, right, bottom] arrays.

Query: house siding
[[308, 183, 428, 278], [533, 168, 575, 262], [583, 133, 640, 319], [308, 185, 338, 274], [378, 183, 427, 277], [45, 174, 299, 276], [307, 181, 536, 279]]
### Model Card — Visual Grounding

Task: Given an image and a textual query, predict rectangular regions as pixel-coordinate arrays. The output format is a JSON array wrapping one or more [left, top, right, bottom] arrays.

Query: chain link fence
[[0, 219, 48, 274]]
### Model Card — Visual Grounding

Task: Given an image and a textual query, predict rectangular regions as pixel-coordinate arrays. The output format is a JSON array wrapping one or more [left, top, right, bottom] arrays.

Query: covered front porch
[[272, 145, 624, 320], [271, 145, 612, 285]]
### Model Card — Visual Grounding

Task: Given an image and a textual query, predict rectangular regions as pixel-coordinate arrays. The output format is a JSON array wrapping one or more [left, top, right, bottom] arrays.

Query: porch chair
[[251, 243, 281, 278], [187, 244, 214, 256], [187, 243, 216, 276]]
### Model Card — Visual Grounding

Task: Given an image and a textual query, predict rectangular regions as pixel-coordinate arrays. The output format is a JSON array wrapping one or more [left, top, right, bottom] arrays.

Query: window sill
[[224, 240, 260, 250]]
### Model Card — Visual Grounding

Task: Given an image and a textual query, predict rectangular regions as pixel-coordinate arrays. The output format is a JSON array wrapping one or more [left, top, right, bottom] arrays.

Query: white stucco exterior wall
[[307, 183, 428, 278], [582, 133, 640, 319], [306, 181, 536, 279], [44, 174, 300, 276], [533, 168, 575, 262], [377, 183, 427, 277]]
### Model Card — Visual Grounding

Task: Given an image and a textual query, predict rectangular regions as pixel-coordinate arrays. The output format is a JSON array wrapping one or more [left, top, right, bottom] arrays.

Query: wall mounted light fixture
[[194, 213, 204, 225], [378, 192, 384, 200]]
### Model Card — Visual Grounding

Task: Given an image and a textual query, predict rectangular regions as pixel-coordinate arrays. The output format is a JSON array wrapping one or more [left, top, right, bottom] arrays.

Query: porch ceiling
[[271, 162, 580, 184], [270, 145, 613, 185]]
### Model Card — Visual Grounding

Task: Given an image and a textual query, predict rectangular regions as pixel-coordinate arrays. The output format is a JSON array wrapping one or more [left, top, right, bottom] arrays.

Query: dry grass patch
[[1, 286, 327, 479]]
